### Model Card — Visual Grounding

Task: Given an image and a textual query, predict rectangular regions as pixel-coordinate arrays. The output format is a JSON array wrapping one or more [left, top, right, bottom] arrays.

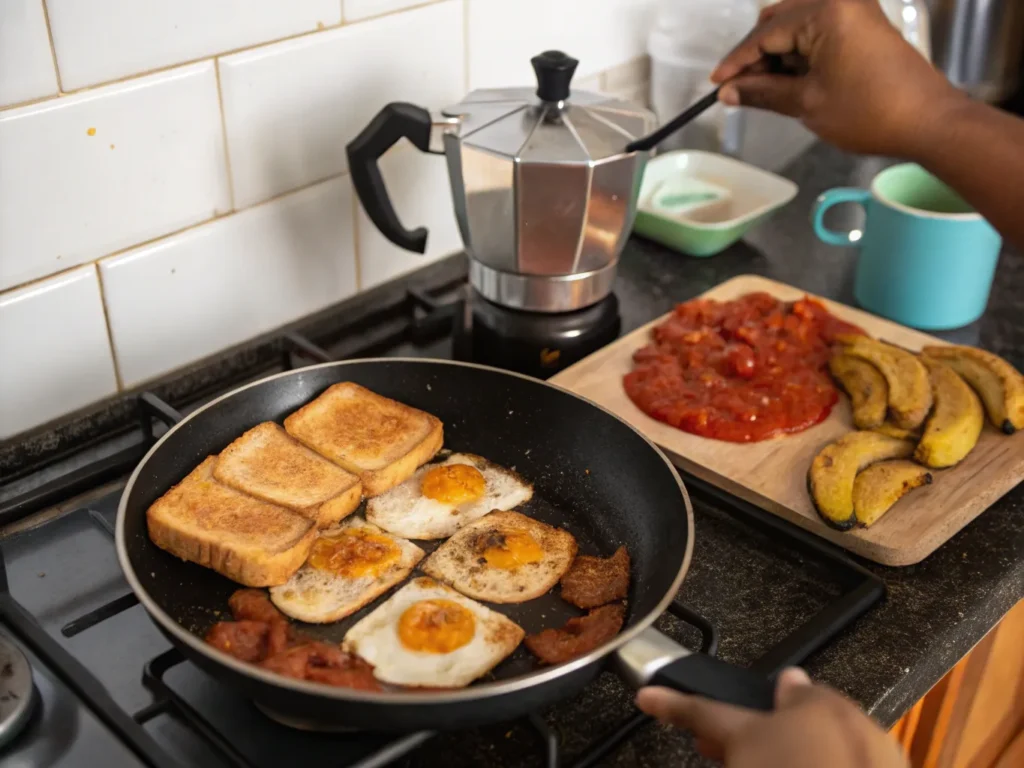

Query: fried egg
[[365, 453, 533, 540], [422, 510, 577, 603], [269, 518, 424, 623], [342, 577, 524, 688]]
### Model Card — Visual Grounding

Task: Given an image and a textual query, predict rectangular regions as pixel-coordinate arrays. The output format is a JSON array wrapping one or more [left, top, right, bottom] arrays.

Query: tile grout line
[[0, 172, 352, 299], [2, 20, 346, 113], [352, 180, 363, 292], [213, 59, 237, 212], [92, 263, 126, 391], [39, 0, 64, 93], [462, 0, 470, 93], [3, 0, 451, 114]]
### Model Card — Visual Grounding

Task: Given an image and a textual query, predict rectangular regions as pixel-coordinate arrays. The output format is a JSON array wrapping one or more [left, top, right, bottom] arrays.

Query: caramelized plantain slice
[[921, 345, 1024, 434], [836, 336, 932, 430], [853, 460, 933, 527], [808, 431, 916, 531], [829, 353, 887, 429], [872, 420, 921, 441], [914, 359, 984, 468]]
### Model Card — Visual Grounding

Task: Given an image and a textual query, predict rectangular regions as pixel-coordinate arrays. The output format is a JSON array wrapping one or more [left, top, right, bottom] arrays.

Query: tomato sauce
[[624, 292, 864, 443]]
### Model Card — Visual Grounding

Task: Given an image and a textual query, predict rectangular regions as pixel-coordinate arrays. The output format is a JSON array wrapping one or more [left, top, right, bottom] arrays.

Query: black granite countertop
[[418, 143, 1024, 767]]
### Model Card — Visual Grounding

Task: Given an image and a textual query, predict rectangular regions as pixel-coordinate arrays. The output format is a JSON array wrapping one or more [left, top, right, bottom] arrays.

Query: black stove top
[[0, 262, 884, 767]]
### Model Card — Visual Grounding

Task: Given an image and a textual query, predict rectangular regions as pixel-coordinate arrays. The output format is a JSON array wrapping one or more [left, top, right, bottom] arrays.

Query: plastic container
[[648, 0, 759, 154]]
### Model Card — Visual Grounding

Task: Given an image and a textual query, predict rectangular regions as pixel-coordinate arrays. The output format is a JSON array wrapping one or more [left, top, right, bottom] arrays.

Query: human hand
[[636, 667, 908, 768], [711, 0, 964, 157]]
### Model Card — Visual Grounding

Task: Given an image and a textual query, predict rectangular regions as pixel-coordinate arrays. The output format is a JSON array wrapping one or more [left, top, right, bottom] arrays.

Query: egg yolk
[[308, 529, 400, 578], [481, 530, 544, 570], [397, 599, 476, 654], [420, 464, 486, 505]]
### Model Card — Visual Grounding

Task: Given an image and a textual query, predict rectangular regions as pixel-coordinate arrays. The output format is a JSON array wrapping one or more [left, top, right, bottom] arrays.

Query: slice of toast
[[213, 422, 362, 528], [284, 382, 443, 496], [147, 456, 316, 587]]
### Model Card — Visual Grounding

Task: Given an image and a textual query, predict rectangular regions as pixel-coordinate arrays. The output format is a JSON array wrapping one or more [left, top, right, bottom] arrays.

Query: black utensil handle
[[624, 53, 807, 154], [346, 102, 433, 253], [651, 654, 776, 711], [626, 87, 721, 153]]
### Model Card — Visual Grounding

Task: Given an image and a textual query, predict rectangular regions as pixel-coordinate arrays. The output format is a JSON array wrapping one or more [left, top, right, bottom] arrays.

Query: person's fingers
[[712, 7, 812, 83], [758, 0, 820, 24], [635, 687, 763, 745], [694, 735, 726, 762], [719, 73, 806, 117], [774, 667, 814, 708]]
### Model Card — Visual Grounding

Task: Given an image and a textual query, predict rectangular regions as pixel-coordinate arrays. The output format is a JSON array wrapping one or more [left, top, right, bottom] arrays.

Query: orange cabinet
[[891, 600, 1024, 768]]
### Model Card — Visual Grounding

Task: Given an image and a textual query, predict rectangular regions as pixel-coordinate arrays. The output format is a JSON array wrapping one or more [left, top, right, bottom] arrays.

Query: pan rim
[[115, 357, 694, 705]]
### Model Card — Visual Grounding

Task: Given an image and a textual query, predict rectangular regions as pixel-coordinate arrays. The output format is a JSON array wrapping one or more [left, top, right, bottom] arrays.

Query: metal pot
[[346, 51, 656, 314]]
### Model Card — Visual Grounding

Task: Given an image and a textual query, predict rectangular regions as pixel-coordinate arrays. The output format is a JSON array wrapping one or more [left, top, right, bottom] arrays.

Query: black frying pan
[[116, 359, 774, 731]]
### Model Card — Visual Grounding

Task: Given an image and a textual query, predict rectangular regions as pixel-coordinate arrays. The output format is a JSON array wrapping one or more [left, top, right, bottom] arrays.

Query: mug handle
[[812, 188, 871, 246]]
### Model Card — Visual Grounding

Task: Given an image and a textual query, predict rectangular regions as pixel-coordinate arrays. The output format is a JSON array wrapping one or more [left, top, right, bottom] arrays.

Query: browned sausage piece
[[525, 604, 626, 665], [560, 546, 631, 609], [205, 620, 269, 663], [229, 589, 285, 623], [261, 642, 382, 691]]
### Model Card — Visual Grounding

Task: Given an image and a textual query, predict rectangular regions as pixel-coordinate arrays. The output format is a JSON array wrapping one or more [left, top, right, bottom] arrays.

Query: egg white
[[342, 577, 524, 688], [422, 510, 577, 604], [365, 454, 533, 540], [269, 518, 424, 623]]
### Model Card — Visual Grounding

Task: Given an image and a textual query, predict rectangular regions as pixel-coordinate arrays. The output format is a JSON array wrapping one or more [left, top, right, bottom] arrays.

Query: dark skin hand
[[711, 0, 1024, 252], [637, 667, 909, 768]]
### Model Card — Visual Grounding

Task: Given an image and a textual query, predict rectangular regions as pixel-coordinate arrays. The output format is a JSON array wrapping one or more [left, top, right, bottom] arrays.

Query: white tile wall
[[0, 61, 230, 292], [357, 144, 462, 289], [0, 0, 660, 437], [45, 0, 342, 90], [467, 0, 657, 89], [0, 266, 118, 439], [344, 0, 437, 22], [219, 0, 465, 208], [100, 177, 357, 387], [0, 0, 59, 107]]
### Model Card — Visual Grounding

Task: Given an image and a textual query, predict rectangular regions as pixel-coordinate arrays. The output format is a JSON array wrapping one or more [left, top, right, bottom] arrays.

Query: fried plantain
[[914, 359, 984, 468], [829, 353, 887, 429], [808, 431, 916, 531], [872, 420, 921, 441], [921, 345, 1024, 435], [852, 460, 933, 527], [836, 335, 932, 430]]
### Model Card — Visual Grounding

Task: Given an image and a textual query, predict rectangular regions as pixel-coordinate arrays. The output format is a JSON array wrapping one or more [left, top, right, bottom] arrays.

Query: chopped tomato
[[624, 293, 865, 443]]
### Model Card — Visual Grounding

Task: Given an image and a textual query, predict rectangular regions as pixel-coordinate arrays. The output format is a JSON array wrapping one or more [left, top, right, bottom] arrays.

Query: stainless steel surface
[[430, 54, 655, 312], [469, 259, 618, 312], [427, 114, 461, 154], [0, 632, 36, 748], [442, 88, 653, 282], [614, 627, 693, 689], [929, 0, 1024, 102]]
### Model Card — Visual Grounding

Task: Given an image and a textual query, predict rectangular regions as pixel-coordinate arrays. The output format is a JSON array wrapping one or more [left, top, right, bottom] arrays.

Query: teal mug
[[812, 164, 1002, 330]]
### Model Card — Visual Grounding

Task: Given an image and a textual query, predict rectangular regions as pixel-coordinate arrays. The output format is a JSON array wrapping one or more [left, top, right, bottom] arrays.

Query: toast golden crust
[[213, 422, 362, 528], [146, 457, 316, 586], [284, 382, 443, 496]]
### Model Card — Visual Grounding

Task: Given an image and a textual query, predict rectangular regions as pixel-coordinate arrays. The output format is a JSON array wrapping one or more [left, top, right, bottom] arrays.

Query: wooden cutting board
[[551, 274, 1024, 566]]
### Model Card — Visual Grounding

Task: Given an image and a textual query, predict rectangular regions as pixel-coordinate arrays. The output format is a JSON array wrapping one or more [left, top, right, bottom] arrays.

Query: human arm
[[636, 666, 908, 768], [711, 0, 1024, 251]]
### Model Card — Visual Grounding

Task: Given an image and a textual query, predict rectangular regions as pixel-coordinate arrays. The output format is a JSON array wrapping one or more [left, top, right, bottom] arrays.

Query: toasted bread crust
[[360, 417, 443, 496], [146, 457, 316, 587], [284, 382, 444, 496], [213, 422, 362, 527]]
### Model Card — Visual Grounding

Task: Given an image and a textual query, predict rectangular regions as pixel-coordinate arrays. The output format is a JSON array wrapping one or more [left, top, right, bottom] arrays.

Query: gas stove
[[0, 257, 884, 767]]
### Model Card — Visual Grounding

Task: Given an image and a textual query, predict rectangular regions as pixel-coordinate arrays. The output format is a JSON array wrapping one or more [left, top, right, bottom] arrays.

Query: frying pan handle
[[616, 627, 775, 711]]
